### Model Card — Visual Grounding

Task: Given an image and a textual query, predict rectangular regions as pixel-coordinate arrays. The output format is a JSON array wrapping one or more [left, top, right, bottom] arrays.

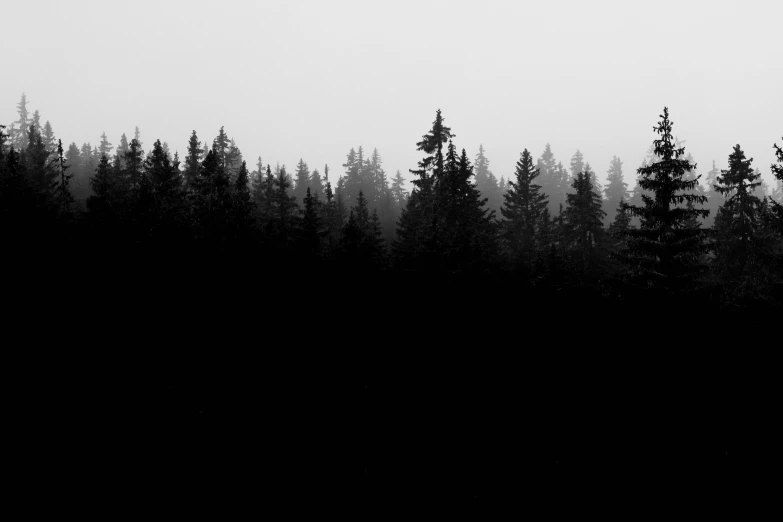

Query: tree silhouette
[[617, 108, 709, 291]]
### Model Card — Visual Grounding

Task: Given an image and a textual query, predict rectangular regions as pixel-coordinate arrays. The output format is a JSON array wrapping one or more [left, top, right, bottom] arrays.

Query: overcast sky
[[2, 0, 781, 190]]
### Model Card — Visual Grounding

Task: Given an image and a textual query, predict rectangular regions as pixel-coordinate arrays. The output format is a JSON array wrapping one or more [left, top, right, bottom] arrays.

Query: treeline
[[2, 93, 782, 311]]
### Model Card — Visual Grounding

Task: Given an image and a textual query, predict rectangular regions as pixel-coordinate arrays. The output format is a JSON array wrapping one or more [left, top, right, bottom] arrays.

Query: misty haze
[[3, 0, 781, 510]]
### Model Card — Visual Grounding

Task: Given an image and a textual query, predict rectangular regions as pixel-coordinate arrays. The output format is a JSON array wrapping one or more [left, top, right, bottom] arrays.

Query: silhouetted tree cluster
[[2, 95, 781, 310]]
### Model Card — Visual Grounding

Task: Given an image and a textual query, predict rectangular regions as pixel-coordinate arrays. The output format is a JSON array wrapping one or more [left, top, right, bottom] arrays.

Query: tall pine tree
[[618, 108, 709, 291]]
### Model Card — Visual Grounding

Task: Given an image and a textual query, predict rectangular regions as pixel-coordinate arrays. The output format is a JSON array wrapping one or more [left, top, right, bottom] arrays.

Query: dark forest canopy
[[2, 95, 782, 317]]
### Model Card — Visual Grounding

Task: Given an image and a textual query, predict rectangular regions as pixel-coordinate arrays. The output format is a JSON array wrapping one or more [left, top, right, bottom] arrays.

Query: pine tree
[[768, 139, 783, 236], [124, 138, 144, 192], [712, 144, 763, 272], [607, 197, 631, 249], [53, 139, 75, 216], [568, 150, 584, 192], [24, 125, 58, 194], [293, 158, 310, 203], [98, 132, 113, 158], [390, 170, 409, 211], [342, 147, 360, 208], [563, 166, 607, 273], [269, 165, 300, 249], [392, 109, 453, 270], [300, 187, 324, 259], [134, 126, 143, 151], [536, 143, 560, 214], [232, 160, 255, 243], [11, 94, 31, 150], [31, 110, 41, 134], [474, 144, 491, 196], [310, 167, 325, 197], [183, 130, 203, 189], [88, 153, 114, 215], [603, 156, 628, 226], [618, 108, 709, 290], [41, 121, 56, 154], [145, 139, 182, 200], [500, 148, 548, 273]]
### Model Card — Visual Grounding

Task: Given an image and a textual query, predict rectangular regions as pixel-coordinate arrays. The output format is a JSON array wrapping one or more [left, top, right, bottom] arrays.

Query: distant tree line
[[2, 93, 782, 309]]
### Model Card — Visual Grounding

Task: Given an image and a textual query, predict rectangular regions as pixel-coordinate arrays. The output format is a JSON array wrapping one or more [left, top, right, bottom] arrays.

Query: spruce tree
[[474, 144, 491, 196], [184, 130, 203, 189], [568, 150, 584, 193], [270, 165, 300, 249], [342, 147, 361, 208], [500, 148, 548, 273], [768, 139, 783, 237], [603, 156, 628, 226], [124, 138, 145, 192], [134, 126, 143, 152], [12, 94, 31, 150], [41, 121, 56, 153], [607, 197, 631, 249], [712, 144, 763, 272], [310, 168, 325, 197], [618, 108, 709, 290], [563, 166, 607, 273], [293, 158, 310, 203], [300, 187, 324, 259], [232, 160, 254, 244], [392, 109, 453, 270], [53, 140, 75, 216], [145, 139, 182, 200], [87, 153, 114, 216], [98, 132, 113, 158], [390, 170, 409, 211], [24, 125, 57, 194], [536, 143, 560, 214]]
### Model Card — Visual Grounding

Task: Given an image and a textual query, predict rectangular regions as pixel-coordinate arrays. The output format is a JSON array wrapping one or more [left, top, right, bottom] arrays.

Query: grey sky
[[2, 0, 781, 190]]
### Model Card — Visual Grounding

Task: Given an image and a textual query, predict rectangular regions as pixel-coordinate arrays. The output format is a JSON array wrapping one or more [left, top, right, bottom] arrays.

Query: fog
[[2, 0, 780, 188]]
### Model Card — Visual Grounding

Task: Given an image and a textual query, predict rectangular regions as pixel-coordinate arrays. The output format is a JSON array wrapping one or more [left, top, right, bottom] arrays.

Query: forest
[[3, 92, 781, 324], [5, 92, 780, 506]]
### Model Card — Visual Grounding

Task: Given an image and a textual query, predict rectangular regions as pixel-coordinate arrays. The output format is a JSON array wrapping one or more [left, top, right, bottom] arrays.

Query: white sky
[[2, 0, 781, 190]]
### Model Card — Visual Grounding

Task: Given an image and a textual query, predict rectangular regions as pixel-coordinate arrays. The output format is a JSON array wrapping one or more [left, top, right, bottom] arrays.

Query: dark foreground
[[8, 254, 779, 513]]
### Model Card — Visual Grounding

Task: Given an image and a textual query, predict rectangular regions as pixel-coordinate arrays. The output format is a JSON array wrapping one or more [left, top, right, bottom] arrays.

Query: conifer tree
[[98, 132, 113, 158], [603, 156, 628, 226], [31, 110, 41, 134], [252, 164, 276, 231], [500, 148, 548, 273], [41, 121, 56, 153], [24, 125, 57, 194], [568, 150, 584, 192], [184, 130, 203, 189], [232, 160, 254, 243], [768, 139, 783, 236], [134, 126, 143, 152], [563, 166, 607, 273], [536, 143, 560, 214], [712, 144, 763, 272], [87, 153, 114, 217], [392, 109, 453, 269], [607, 197, 631, 249], [124, 138, 145, 192], [342, 147, 361, 208], [293, 158, 311, 203], [390, 170, 409, 211], [53, 139, 75, 216], [117, 133, 130, 169], [310, 167, 325, 197], [474, 144, 491, 196], [618, 108, 709, 290], [269, 165, 300, 248], [300, 187, 324, 258], [145, 139, 182, 200], [12, 94, 31, 150]]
